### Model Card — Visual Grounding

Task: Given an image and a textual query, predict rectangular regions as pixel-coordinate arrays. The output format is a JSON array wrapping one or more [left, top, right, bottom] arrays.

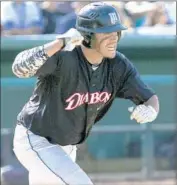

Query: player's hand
[[56, 28, 84, 51], [128, 104, 158, 124]]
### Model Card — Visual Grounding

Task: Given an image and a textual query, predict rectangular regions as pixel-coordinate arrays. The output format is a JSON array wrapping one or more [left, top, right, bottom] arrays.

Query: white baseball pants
[[13, 123, 94, 185]]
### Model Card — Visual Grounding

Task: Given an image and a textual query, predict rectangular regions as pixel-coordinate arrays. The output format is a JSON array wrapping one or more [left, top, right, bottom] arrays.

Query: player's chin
[[104, 50, 116, 58]]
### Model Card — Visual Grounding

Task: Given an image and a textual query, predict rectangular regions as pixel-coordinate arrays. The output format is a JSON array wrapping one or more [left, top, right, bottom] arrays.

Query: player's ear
[[90, 33, 96, 48], [117, 31, 121, 42]]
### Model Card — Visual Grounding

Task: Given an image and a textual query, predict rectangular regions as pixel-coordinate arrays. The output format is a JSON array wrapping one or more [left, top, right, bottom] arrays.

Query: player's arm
[[12, 39, 64, 78], [116, 54, 159, 124], [12, 28, 83, 78], [143, 94, 159, 113], [128, 94, 159, 124]]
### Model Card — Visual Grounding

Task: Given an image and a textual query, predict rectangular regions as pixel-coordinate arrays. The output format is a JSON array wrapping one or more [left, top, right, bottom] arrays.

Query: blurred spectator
[[55, 2, 90, 34], [57, 2, 74, 15], [124, 1, 176, 28], [144, 2, 171, 26], [40, 2, 74, 34], [124, 1, 157, 28], [40, 2, 60, 34], [164, 2, 176, 24], [1, 1, 43, 36]]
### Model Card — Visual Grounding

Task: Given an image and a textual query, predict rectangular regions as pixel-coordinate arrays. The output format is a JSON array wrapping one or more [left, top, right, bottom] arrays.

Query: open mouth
[[107, 43, 117, 51], [107, 46, 116, 51]]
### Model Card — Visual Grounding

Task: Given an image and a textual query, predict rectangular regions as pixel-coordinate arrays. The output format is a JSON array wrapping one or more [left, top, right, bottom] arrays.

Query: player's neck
[[81, 45, 103, 65]]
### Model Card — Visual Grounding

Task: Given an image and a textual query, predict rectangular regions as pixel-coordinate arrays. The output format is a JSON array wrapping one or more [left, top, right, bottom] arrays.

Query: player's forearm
[[12, 39, 64, 78], [44, 39, 64, 57], [144, 94, 159, 113]]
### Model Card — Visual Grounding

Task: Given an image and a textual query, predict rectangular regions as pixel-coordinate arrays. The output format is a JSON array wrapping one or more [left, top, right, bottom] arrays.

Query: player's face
[[94, 32, 119, 58]]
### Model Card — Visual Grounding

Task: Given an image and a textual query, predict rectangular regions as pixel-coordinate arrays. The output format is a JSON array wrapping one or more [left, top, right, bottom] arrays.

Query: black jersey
[[14, 46, 155, 145]]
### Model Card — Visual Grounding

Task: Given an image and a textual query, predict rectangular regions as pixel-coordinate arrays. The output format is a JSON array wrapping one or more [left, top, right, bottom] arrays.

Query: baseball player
[[12, 2, 159, 185]]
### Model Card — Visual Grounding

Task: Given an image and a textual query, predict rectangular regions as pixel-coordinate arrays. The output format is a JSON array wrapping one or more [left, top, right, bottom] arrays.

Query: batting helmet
[[76, 2, 127, 48]]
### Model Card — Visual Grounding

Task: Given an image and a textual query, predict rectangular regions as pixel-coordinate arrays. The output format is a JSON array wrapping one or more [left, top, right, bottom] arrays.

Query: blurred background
[[1, 1, 176, 185]]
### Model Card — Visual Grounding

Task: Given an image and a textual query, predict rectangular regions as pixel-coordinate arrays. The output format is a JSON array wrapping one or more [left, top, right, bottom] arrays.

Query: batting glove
[[128, 104, 158, 124], [56, 28, 84, 51]]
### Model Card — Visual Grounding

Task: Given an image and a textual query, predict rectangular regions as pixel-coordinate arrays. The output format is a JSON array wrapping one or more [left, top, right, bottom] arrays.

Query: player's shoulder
[[112, 51, 133, 67], [109, 51, 137, 75], [54, 47, 80, 68], [57, 47, 79, 59]]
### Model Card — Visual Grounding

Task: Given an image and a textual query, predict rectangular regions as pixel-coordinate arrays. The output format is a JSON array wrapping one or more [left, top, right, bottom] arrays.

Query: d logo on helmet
[[108, 13, 118, 24]]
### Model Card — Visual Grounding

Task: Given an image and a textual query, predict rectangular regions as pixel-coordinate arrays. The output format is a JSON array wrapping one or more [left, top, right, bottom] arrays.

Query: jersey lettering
[[65, 93, 81, 110], [89, 92, 100, 104], [65, 92, 111, 110], [99, 92, 111, 103]]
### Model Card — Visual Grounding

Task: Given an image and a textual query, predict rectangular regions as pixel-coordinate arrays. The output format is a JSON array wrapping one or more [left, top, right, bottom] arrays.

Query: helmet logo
[[108, 13, 118, 24]]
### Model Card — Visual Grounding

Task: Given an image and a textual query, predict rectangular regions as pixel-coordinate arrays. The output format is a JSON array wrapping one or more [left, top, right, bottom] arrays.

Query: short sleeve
[[35, 51, 62, 77], [116, 53, 155, 105]]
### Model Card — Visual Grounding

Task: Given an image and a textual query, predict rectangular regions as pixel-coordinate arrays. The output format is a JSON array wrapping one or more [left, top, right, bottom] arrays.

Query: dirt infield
[[95, 179, 176, 185]]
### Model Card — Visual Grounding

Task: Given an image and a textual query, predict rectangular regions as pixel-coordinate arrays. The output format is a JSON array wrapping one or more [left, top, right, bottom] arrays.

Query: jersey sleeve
[[12, 46, 62, 78], [35, 51, 62, 77], [116, 53, 155, 105]]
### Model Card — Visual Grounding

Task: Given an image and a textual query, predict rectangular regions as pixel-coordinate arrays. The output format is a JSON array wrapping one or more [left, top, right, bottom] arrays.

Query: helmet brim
[[76, 24, 127, 33]]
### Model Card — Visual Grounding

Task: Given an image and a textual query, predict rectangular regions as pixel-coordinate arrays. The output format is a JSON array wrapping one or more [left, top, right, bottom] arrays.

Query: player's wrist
[[60, 38, 66, 50], [43, 39, 64, 57], [55, 38, 66, 50]]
